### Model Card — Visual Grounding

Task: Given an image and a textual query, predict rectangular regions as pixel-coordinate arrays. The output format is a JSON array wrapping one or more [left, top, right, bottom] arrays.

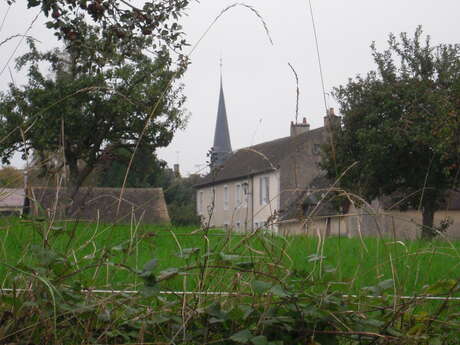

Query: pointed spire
[[211, 64, 232, 168]]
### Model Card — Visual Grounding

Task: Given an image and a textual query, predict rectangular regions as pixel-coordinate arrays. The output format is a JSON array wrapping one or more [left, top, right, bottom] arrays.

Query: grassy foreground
[[1, 216, 460, 295], [2, 216, 460, 344]]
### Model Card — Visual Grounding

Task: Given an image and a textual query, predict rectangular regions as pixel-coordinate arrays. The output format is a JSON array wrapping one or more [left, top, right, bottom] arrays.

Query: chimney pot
[[324, 108, 340, 129], [173, 163, 180, 177], [290, 117, 310, 136]]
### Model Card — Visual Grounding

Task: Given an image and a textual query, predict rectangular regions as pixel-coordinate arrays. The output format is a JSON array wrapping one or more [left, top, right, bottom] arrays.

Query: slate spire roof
[[211, 76, 232, 168]]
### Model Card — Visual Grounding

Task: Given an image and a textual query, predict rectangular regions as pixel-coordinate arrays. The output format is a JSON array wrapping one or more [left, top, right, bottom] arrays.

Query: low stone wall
[[378, 210, 460, 240], [279, 208, 460, 240], [279, 215, 347, 237], [29, 187, 170, 225]]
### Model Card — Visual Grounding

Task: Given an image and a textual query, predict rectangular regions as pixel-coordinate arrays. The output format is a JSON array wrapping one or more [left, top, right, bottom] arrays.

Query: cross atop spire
[[211, 63, 232, 169], [219, 55, 223, 73]]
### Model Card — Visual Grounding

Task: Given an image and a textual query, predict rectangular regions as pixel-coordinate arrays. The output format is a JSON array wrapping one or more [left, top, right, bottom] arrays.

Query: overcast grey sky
[[1, 1, 460, 175]]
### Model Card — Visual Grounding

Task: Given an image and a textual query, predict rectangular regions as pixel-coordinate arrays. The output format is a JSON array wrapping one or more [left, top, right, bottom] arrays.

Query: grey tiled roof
[[196, 127, 325, 188]]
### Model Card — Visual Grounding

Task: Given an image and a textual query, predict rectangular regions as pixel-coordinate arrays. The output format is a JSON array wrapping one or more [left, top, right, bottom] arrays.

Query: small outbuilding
[[0, 188, 25, 216]]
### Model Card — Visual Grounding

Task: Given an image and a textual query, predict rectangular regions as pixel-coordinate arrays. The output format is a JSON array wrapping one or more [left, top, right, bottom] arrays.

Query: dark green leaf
[[140, 285, 160, 297], [307, 254, 326, 262], [269, 284, 289, 298], [239, 305, 254, 320], [252, 280, 272, 294], [158, 267, 179, 280], [386, 327, 403, 337], [177, 247, 200, 259], [142, 258, 158, 272], [314, 334, 339, 345], [251, 335, 268, 345], [219, 252, 242, 262], [236, 261, 255, 269], [98, 309, 111, 322], [150, 314, 170, 324], [230, 329, 253, 343], [378, 279, 394, 291]]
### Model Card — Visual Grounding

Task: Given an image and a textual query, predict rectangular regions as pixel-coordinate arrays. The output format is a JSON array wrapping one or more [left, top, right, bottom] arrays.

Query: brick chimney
[[323, 108, 340, 129], [290, 117, 310, 137], [173, 163, 180, 178]]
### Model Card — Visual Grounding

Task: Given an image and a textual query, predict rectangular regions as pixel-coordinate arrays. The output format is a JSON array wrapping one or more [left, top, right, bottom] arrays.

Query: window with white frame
[[235, 183, 242, 206], [259, 176, 270, 205], [198, 191, 204, 214], [242, 181, 249, 207], [207, 188, 216, 214], [223, 185, 229, 210]]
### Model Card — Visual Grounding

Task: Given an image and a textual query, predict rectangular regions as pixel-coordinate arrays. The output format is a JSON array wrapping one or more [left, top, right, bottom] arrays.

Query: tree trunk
[[67, 157, 81, 199], [66, 158, 96, 219], [421, 204, 435, 240]]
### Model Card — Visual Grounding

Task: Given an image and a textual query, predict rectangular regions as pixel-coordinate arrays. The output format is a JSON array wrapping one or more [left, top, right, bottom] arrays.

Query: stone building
[[195, 78, 460, 239], [195, 76, 338, 232]]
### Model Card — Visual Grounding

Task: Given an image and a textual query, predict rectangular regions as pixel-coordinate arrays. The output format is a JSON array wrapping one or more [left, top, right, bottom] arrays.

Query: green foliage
[[168, 201, 201, 226], [97, 144, 166, 188], [4, 217, 460, 294], [0, 29, 186, 194], [9, 0, 189, 64], [164, 173, 202, 226], [0, 166, 23, 187], [322, 27, 460, 239], [2, 217, 460, 343]]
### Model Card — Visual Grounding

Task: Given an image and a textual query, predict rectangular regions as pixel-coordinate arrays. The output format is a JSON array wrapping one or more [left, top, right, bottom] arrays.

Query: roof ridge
[[196, 126, 327, 188], [235, 126, 325, 152]]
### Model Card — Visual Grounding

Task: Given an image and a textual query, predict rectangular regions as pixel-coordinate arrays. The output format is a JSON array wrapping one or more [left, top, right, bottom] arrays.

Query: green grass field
[[1, 216, 460, 296]]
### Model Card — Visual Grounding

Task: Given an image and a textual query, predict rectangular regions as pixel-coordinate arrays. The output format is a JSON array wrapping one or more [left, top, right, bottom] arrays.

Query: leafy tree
[[322, 27, 460, 239], [97, 144, 166, 188], [8, 0, 189, 63], [0, 19, 187, 198], [163, 173, 202, 226]]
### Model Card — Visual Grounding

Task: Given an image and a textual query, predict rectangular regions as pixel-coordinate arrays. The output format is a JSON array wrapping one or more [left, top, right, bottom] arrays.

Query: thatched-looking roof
[[29, 187, 170, 224]]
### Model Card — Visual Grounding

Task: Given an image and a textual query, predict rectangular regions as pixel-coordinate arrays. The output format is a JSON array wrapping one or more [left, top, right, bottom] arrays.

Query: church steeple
[[211, 66, 232, 169]]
